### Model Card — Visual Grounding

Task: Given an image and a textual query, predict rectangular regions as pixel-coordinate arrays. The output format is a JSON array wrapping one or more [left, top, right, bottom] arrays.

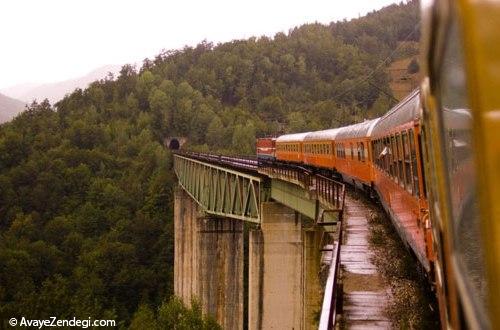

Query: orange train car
[[334, 118, 380, 189], [275, 132, 308, 164], [370, 90, 434, 271], [303, 129, 339, 169]]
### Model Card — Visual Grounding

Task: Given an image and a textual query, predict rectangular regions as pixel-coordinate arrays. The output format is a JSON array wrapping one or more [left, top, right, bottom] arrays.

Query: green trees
[[130, 298, 221, 330]]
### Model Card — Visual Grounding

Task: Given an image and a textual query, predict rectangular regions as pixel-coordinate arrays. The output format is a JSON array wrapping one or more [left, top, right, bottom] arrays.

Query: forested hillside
[[0, 1, 419, 327]]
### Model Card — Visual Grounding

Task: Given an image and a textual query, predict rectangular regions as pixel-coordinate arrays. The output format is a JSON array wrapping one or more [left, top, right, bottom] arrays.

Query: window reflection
[[439, 17, 488, 323]]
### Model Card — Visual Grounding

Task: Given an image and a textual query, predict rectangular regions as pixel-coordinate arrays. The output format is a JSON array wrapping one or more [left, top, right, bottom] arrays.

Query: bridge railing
[[318, 226, 342, 330], [258, 164, 313, 189], [316, 175, 346, 220]]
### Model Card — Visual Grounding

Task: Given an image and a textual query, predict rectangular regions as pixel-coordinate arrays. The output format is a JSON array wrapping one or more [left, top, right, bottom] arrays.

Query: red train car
[[256, 137, 276, 161]]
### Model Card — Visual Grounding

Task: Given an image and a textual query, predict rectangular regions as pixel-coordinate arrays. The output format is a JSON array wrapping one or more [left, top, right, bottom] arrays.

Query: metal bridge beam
[[174, 154, 266, 223]]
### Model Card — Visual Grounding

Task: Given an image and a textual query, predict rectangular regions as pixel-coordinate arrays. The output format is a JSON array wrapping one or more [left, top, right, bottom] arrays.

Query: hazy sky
[[0, 0, 398, 89]]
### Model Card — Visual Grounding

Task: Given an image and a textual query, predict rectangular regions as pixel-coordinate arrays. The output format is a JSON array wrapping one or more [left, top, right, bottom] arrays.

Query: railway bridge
[[173, 152, 345, 329]]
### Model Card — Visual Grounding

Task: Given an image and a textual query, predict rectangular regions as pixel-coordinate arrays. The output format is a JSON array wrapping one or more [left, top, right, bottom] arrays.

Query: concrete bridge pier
[[174, 187, 243, 329], [248, 202, 323, 330]]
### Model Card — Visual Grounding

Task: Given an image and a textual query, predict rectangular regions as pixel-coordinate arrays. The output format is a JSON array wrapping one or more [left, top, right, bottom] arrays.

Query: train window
[[395, 134, 404, 187], [360, 143, 365, 162], [438, 15, 488, 321], [376, 139, 385, 169], [377, 139, 385, 168], [402, 132, 412, 193], [384, 138, 388, 171], [350, 143, 354, 160], [377, 140, 381, 167], [408, 129, 420, 196], [389, 135, 395, 179], [372, 141, 376, 165], [378, 139, 383, 168]]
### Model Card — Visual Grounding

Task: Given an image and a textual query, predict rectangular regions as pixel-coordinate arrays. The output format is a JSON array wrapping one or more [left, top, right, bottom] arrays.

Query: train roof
[[371, 89, 420, 137], [276, 132, 310, 143], [335, 118, 381, 140], [304, 128, 341, 141]]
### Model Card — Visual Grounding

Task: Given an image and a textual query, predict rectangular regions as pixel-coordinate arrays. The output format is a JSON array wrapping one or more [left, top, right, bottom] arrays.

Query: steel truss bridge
[[173, 151, 346, 329]]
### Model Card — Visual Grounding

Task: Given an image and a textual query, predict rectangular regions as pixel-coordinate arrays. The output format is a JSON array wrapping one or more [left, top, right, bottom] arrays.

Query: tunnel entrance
[[169, 138, 180, 150]]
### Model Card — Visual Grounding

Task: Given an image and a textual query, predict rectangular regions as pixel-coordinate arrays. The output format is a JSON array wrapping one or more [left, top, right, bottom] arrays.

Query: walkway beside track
[[339, 194, 391, 329]]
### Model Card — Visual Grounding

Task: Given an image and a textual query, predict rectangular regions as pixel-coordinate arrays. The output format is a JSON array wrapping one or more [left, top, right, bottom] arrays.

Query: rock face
[[0, 93, 26, 123]]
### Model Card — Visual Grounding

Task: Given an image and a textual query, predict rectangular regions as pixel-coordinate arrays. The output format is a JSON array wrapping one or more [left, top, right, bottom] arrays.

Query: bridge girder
[[174, 154, 266, 223]]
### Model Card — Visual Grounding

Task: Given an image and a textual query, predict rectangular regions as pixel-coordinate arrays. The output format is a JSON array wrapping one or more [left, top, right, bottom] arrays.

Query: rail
[[318, 218, 343, 330], [174, 151, 258, 171]]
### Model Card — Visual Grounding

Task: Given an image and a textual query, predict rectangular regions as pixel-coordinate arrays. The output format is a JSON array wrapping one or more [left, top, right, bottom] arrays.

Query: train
[[257, 90, 434, 276], [256, 0, 500, 328]]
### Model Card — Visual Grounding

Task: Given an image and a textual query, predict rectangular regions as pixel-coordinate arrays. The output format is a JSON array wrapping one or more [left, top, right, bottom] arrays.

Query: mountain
[[1, 65, 122, 104], [0, 93, 26, 123]]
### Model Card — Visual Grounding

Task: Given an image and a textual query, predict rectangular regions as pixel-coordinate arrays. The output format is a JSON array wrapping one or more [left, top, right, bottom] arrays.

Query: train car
[[370, 90, 433, 272], [275, 132, 308, 163], [256, 137, 276, 161], [334, 118, 379, 190], [303, 129, 339, 170], [420, 0, 500, 327]]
